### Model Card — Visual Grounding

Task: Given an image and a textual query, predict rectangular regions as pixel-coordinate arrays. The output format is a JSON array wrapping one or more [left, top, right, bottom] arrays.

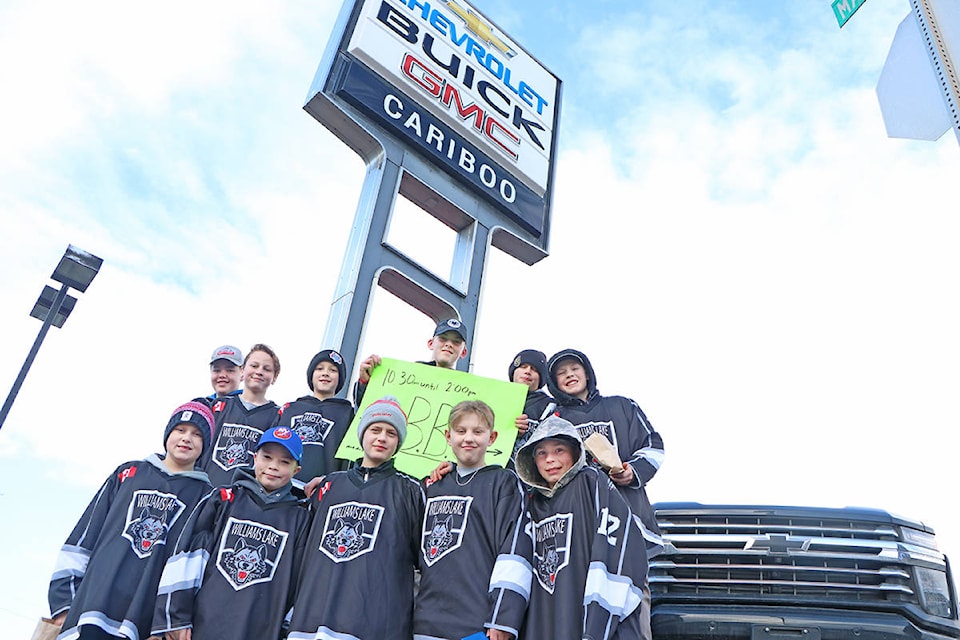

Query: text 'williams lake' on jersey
[[229, 521, 283, 547]]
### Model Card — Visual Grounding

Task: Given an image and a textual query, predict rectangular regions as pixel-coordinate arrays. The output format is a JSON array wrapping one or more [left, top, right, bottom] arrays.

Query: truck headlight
[[916, 566, 954, 618]]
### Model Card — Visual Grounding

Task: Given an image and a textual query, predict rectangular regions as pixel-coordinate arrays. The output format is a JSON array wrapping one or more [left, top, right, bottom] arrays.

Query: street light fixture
[[0, 244, 103, 431], [30, 285, 78, 329], [51, 245, 103, 292]]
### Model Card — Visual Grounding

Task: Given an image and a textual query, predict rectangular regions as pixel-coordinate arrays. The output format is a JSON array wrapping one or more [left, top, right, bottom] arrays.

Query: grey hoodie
[[515, 415, 587, 498], [515, 419, 649, 640]]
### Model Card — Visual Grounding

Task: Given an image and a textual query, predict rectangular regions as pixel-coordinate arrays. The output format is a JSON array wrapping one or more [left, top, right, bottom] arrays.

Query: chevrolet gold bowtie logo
[[444, 1, 517, 58]]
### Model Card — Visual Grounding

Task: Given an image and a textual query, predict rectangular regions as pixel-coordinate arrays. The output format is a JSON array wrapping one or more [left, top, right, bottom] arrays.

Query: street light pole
[[0, 283, 70, 430], [0, 245, 102, 432]]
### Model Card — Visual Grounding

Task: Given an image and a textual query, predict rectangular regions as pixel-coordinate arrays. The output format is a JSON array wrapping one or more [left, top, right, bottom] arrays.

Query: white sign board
[[347, 0, 558, 197], [877, 0, 960, 146]]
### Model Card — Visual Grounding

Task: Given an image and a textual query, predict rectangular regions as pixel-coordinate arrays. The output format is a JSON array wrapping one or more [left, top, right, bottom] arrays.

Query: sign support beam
[[305, 0, 561, 392]]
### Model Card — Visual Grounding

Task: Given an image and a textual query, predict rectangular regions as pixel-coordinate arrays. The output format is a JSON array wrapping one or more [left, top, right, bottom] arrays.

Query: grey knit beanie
[[357, 395, 407, 448]]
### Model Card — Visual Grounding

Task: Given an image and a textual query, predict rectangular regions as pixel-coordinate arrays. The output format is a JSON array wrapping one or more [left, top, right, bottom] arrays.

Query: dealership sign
[[309, 0, 561, 240]]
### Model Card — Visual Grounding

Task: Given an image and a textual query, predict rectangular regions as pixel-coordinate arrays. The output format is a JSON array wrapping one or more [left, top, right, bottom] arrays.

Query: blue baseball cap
[[256, 426, 303, 462]]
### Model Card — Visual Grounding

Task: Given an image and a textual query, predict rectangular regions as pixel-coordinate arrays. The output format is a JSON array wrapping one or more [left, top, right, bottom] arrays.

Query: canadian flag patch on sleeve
[[118, 466, 138, 482]]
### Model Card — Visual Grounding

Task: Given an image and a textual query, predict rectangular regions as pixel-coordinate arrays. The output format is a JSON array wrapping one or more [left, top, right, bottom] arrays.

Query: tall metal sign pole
[[877, 0, 960, 146], [304, 0, 561, 388]]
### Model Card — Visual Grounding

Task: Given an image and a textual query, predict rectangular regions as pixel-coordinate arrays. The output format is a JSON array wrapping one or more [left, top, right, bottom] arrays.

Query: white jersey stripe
[[288, 627, 362, 640], [633, 512, 664, 548], [583, 560, 643, 617], [52, 544, 90, 578], [157, 548, 209, 594], [489, 553, 533, 600], [67, 611, 140, 640], [631, 447, 665, 469]]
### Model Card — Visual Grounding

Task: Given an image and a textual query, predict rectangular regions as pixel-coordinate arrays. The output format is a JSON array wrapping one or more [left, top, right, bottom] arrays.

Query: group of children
[[198, 342, 354, 493], [41, 324, 664, 640]]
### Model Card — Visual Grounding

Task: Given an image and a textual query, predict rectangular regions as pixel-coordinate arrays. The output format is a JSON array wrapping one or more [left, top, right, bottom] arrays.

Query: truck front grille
[[650, 510, 931, 607]]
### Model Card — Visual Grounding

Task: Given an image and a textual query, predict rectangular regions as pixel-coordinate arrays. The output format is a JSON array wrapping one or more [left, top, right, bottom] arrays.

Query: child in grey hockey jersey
[[514, 415, 649, 640], [277, 349, 355, 492], [508, 348, 554, 468], [47, 401, 214, 640], [287, 396, 425, 640], [414, 400, 532, 640], [205, 343, 281, 488], [546, 348, 664, 558], [152, 426, 311, 640]]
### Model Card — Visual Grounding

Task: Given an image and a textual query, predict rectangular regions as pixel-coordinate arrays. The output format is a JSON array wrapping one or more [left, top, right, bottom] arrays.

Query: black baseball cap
[[434, 318, 467, 342]]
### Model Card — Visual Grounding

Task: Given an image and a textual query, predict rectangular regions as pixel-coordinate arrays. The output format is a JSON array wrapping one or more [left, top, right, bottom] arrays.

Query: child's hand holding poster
[[336, 358, 527, 479]]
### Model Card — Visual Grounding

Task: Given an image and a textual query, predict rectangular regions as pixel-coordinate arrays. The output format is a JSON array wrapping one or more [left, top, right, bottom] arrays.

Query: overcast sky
[[2, 0, 960, 635]]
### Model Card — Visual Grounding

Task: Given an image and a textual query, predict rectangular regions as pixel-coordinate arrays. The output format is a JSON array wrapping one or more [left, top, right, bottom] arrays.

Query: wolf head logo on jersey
[[293, 421, 322, 444], [540, 542, 560, 586], [126, 507, 168, 555], [222, 538, 268, 585], [421, 495, 472, 566], [219, 438, 248, 467], [533, 513, 573, 594], [427, 515, 453, 560], [319, 501, 384, 563], [324, 519, 364, 558], [122, 491, 186, 559], [213, 424, 263, 471], [216, 517, 290, 591], [292, 412, 333, 446]]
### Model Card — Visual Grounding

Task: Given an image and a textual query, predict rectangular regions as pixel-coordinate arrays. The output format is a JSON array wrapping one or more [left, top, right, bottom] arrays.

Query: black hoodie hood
[[546, 348, 598, 406]]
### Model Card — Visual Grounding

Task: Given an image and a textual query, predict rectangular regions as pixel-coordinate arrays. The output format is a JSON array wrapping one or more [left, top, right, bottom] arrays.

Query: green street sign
[[833, 0, 867, 28]]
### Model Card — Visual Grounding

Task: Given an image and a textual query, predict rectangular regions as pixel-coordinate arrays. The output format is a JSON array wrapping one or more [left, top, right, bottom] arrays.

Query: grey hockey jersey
[[152, 470, 311, 640], [287, 460, 425, 640], [515, 417, 647, 640], [49, 454, 211, 640], [204, 395, 280, 488], [414, 465, 533, 640]]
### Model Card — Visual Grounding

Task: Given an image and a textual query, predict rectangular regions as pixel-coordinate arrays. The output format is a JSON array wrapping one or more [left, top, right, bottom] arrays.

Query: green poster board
[[335, 358, 527, 478]]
